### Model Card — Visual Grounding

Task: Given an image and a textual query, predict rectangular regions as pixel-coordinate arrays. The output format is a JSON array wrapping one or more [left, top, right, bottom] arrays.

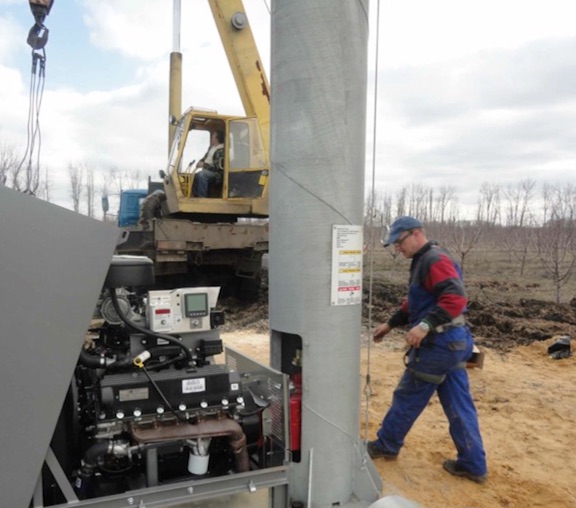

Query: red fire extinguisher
[[290, 373, 302, 455]]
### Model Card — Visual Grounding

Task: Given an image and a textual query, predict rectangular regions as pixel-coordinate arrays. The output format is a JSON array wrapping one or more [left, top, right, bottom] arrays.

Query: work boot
[[442, 459, 487, 484], [366, 441, 398, 460]]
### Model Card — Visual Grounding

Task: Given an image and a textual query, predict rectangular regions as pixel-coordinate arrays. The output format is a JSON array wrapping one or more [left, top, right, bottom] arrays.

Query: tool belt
[[434, 314, 466, 334]]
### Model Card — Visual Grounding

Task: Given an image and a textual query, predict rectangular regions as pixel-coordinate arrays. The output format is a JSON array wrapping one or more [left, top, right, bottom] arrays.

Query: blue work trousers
[[376, 327, 487, 476], [192, 169, 218, 197]]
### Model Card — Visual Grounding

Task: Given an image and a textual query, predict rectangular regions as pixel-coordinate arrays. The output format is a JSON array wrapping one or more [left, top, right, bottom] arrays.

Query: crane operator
[[192, 130, 225, 197]]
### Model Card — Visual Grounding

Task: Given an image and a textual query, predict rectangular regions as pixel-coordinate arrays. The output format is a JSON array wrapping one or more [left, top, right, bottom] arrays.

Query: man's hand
[[373, 323, 391, 343], [196, 160, 205, 169], [405, 324, 428, 349]]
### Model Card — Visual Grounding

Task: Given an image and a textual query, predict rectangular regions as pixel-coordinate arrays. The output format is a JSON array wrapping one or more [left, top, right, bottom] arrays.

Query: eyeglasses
[[394, 231, 413, 247]]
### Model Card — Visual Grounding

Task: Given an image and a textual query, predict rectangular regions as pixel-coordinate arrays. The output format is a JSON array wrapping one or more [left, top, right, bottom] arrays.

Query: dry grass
[[365, 245, 576, 305]]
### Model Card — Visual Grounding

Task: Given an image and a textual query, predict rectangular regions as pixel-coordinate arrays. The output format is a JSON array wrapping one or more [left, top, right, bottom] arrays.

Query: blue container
[[118, 189, 148, 227]]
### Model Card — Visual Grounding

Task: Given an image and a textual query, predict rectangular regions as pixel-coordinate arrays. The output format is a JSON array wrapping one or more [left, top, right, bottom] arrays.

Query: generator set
[[39, 256, 290, 507]]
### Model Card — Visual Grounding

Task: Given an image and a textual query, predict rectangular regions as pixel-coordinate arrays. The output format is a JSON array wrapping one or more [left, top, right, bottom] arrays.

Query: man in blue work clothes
[[367, 216, 487, 484]]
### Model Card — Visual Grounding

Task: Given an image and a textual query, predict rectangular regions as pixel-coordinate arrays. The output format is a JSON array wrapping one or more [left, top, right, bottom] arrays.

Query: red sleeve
[[425, 255, 467, 319]]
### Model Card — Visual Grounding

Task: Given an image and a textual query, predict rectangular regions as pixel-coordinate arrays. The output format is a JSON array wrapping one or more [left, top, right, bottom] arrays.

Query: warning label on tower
[[331, 225, 363, 306]]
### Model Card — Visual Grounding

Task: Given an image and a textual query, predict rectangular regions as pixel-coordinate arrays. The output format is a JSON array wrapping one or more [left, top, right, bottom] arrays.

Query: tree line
[[3, 135, 574, 303], [0, 136, 146, 219], [365, 179, 576, 304]]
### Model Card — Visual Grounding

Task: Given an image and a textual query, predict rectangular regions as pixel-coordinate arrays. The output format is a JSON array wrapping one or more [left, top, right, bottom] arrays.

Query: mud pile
[[219, 273, 576, 352], [365, 280, 576, 352]]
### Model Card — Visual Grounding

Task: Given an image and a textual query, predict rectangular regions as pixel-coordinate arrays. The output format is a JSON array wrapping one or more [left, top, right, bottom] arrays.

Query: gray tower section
[[0, 188, 120, 507], [269, 1, 381, 506]]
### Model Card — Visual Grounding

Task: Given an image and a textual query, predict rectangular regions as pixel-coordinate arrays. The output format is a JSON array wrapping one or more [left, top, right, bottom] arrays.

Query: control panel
[[147, 287, 220, 334]]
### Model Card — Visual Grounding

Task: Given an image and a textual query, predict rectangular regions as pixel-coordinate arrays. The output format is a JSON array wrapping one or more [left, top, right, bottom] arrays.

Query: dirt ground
[[219, 276, 576, 508]]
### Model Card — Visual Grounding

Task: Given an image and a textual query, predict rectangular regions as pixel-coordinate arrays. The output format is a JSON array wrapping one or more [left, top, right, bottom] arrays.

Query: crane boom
[[208, 0, 271, 159]]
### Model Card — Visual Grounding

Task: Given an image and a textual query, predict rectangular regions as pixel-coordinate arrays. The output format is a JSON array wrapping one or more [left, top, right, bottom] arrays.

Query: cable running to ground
[[363, 0, 383, 446]]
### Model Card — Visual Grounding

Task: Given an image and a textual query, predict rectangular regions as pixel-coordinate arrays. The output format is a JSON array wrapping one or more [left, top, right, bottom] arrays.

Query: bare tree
[[68, 162, 84, 213], [409, 183, 429, 220], [447, 220, 485, 271], [502, 224, 537, 276], [537, 184, 576, 303], [0, 138, 22, 188], [85, 165, 96, 218], [395, 186, 407, 218], [542, 183, 576, 226], [126, 168, 144, 189], [504, 178, 536, 227], [36, 165, 53, 202], [1, 136, 52, 198], [435, 185, 457, 224], [427, 187, 434, 223], [107, 166, 146, 194], [108, 165, 123, 194], [536, 218, 576, 304], [377, 191, 393, 226], [476, 182, 501, 225], [364, 189, 393, 228]]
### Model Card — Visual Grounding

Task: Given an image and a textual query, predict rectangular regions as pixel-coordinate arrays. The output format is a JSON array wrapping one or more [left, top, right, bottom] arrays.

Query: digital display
[[184, 293, 208, 318]]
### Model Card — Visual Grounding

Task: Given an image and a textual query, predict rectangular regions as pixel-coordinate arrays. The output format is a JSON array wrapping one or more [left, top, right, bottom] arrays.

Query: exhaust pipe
[[131, 417, 249, 473]]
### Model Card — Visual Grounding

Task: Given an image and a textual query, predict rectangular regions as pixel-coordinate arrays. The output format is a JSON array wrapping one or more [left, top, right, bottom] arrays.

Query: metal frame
[[30, 346, 290, 508], [37, 466, 288, 508]]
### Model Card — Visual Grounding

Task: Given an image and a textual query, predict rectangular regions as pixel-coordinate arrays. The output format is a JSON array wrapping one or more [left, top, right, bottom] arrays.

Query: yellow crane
[[163, 0, 270, 217], [118, 0, 271, 298]]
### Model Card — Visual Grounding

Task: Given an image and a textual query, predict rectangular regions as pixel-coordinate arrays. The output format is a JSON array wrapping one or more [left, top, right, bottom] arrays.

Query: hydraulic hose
[[78, 349, 107, 369], [109, 288, 192, 363], [74, 441, 111, 499], [79, 349, 133, 371]]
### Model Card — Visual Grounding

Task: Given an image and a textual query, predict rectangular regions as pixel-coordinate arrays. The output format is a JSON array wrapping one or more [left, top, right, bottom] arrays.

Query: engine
[[44, 256, 286, 504]]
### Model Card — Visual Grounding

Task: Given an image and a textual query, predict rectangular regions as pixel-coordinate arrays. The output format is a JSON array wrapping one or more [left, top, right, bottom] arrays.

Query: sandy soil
[[221, 329, 576, 508]]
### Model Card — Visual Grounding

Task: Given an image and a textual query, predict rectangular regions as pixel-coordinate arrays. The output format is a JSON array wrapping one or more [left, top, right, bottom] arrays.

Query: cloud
[[378, 0, 576, 68], [82, 0, 170, 61], [3, 0, 575, 216], [0, 13, 25, 64], [371, 35, 576, 203]]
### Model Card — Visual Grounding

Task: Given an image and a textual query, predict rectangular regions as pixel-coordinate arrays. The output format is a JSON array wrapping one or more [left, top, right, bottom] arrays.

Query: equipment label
[[119, 387, 149, 402], [182, 378, 206, 393], [331, 225, 363, 306]]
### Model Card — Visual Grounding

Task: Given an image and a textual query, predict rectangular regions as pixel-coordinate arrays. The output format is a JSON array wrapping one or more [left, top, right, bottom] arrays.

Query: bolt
[[231, 12, 247, 30]]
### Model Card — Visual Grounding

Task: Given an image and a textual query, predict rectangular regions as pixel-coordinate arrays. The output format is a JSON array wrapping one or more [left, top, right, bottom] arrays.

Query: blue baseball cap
[[384, 216, 423, 246]]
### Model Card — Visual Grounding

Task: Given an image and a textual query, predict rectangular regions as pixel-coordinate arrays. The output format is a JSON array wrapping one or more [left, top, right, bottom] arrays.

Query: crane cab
[[163, 108, 269, 219]]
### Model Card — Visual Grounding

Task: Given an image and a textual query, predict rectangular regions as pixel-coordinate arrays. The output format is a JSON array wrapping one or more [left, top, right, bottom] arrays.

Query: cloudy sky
[[1, 0, 575, 213]]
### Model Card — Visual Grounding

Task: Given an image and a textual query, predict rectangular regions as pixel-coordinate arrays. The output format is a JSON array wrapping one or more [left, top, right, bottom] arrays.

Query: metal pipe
[[307, 448, 314, 508], [172, 0, 181, 52], [168, 0, 182, 151], [131, 417, 249, 473]]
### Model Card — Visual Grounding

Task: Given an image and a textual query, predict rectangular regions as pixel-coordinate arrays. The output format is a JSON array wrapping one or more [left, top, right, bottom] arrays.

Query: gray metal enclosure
[[0, 187, 120, 507], [268, 0, 382, 506], [0, 189, 290, 508]]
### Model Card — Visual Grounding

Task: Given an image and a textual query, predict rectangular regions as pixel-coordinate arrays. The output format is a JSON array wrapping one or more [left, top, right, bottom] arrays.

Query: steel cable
[[362, 0, 383, 447]]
